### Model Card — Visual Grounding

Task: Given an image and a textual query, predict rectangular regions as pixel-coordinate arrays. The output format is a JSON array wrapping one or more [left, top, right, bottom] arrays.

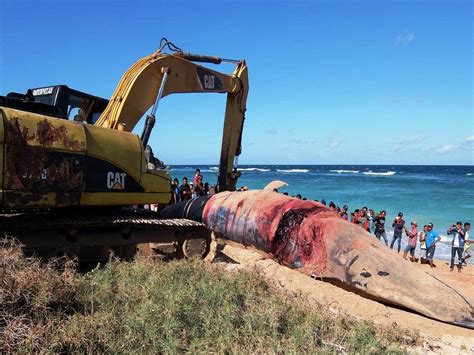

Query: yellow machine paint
[[0, 39, 248, 261], [0, 107, 172, 209]]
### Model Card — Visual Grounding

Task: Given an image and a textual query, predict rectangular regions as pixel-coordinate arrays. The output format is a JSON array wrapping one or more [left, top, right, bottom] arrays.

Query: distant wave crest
[[240, 168, 270, 172], [277, 169, 310, 173], [330, 169, 359, 174], [467, 173, 473, 176], [363, 171, 396, 176]]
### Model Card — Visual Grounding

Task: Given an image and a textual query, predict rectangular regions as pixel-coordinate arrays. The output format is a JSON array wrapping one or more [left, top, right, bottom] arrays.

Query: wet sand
[[213, 239, 474, 354]]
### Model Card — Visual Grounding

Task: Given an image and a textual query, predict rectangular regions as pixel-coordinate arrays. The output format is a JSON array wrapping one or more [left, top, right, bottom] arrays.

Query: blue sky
[[1, 0, 472, 165]]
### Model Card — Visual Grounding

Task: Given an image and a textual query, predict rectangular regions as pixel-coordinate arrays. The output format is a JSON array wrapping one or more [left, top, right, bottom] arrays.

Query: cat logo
[[107, 172, 126, 190], [203, 75, 215, 89]]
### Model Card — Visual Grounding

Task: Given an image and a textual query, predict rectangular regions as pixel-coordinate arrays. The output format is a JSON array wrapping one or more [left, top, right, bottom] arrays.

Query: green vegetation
[[1, 239, 418, 353]]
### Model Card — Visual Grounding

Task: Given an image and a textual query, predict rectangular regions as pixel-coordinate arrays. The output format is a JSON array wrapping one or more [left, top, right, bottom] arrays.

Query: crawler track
[[0, 209, 211, 261]]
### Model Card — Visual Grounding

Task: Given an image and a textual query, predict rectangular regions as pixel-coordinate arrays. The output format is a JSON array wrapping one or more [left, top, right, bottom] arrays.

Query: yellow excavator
[[0, 39, 248, 261]]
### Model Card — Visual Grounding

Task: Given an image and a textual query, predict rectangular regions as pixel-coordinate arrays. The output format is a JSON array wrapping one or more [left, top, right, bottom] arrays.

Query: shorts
[[426, 245, 436, 261], [420, 248, 426, 259], [404, 244, 415, 256]]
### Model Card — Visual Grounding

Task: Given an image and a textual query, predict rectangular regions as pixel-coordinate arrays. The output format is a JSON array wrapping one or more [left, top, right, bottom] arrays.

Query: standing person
[[367, 209, 375, 233], [461, 222, 471, 265], [425, 223, 441, 268], [391, 212, 405, 253], [357, 209, 369, 231], [374, 211, 388, 246], [351, 209, 360, 224], [419, 225, 428, 264], [193, 168, 202, 185], [172, 178, 181, 203], [403, 221, 418, 261], [340, 205, 349, 221], [447, 222, 465, 272], [179, 177, 192, 201]]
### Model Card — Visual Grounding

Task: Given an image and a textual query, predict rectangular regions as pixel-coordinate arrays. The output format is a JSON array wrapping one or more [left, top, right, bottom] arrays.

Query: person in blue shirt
[[425, 222, 441, 268], [447, 221, 465, 272], [172, 178, 181, 203]]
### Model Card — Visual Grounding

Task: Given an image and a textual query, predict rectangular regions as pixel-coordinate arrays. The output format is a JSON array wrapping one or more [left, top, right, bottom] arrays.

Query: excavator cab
[[0, 85, 109, 124]]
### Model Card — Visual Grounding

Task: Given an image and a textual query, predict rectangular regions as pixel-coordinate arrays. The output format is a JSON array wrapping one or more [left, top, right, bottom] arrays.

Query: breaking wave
[[363, 171, 396, 176], [330, 169, 359, 174], [467, 173, 473, 176], [276, 169, 310, 173], [239, 168, 270, 172]]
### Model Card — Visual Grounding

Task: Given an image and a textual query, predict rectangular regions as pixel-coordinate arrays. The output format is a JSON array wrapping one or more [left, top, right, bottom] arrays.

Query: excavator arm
[[95, 45, 248, 191]]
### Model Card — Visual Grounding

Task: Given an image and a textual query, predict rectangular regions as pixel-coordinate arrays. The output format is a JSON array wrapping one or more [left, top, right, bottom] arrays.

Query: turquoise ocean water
[[169, 165, 473, 262]]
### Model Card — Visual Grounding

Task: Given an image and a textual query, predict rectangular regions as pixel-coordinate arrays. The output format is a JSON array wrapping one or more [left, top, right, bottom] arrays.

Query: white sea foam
[[330, 169, 360, 174], [277, 169, 310, 173], [210, 166, 219, 171], [239, 168, 270, 172], [363, 171, 396, 176], [467, 173, 473, 176]]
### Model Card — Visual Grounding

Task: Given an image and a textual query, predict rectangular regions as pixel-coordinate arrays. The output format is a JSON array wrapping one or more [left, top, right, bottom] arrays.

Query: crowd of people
[[300, 197, 471, 272], [172, 169, 471, 272], [172, 169, 218, 203]]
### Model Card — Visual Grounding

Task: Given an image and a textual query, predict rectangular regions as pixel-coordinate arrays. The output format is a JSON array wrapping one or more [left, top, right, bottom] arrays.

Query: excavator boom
[[95, 46, 249, 191]]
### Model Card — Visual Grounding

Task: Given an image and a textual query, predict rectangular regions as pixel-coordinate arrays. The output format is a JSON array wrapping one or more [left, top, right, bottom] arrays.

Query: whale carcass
[[162, 189, 474, 328]]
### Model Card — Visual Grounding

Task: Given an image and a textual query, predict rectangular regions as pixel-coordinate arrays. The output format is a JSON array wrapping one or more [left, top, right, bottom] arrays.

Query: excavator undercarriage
[[1, 209, 211, 262]]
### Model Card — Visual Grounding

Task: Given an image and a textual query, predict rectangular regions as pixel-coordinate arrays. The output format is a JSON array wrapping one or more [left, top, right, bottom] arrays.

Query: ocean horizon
[[168, 164, 474, 263]]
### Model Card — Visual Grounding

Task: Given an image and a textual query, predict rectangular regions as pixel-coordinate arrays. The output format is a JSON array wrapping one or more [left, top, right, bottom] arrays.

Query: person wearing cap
[[391, 212, 406, 253], [374, 210, 388, 246], [447, 221, 465, 272], [403, 221, 418, 262], [425, 223, 441, 268]]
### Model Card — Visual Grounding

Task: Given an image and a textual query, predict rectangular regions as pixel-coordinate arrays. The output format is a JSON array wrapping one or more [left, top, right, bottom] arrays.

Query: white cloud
[[395, 31, 415, 46], [328, 138, 341, 148], [399, 135, 428, 145], [436, 144, 457, 155], [466, 136, 474, 143], [392, 135, 429, 152], [265, 129, 277, 135], [291, 138, 316, 145]]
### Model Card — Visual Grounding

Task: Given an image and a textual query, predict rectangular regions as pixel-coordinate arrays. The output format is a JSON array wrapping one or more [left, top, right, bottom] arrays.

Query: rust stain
[[36, 119, 84, 150]]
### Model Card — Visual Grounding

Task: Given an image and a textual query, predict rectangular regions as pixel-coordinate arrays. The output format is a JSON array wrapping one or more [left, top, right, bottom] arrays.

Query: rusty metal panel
[[2, 107, 86, 151]]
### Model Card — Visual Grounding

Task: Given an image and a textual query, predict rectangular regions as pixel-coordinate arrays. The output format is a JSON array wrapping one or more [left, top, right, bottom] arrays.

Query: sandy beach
[[214, 240, 474, 354]]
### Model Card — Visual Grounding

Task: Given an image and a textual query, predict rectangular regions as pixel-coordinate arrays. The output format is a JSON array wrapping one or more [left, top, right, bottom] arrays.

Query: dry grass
[[0, 238, 419, 353]]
